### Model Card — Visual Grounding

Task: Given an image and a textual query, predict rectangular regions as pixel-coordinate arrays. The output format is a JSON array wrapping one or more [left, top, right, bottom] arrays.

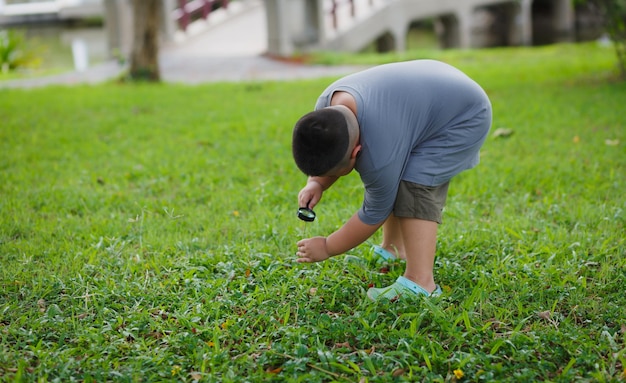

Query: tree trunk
[[130, 0, 162, 81]]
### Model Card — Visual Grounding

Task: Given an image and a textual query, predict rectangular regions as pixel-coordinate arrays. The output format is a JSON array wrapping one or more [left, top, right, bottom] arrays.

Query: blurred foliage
[[576, 0, 626, 78], [0, 29, 40, 73]]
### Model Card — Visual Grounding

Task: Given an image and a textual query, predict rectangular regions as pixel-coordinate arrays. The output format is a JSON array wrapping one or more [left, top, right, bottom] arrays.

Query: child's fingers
[[308, 195, 320, 209]]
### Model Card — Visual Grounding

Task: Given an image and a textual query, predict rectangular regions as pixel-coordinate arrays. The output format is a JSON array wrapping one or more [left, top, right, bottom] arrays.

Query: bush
[[0, 29, 40, 73], [577, 0, 626, 78]]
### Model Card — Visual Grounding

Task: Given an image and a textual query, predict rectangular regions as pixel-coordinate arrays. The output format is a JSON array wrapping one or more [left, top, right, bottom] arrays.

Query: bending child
[[292, 60, 491, 301]]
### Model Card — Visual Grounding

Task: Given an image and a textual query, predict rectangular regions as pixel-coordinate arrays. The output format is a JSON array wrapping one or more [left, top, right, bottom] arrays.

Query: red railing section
[[173, 0, 377, 33], [173, 0, 230, 31], [330, 0, 353, 29], [329, 0, 377, 30]]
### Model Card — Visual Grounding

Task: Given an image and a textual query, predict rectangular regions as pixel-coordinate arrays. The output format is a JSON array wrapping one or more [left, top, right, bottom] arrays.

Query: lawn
[[1, 43, 625, 382]]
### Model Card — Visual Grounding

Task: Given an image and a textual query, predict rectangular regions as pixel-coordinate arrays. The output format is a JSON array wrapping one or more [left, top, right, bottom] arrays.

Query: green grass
[[1, 43, 625, 382]]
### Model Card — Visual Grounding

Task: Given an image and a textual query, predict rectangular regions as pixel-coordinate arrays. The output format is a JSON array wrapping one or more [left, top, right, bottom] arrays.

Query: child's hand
[[298, 180, 323, 209], [296, 236, 330, 263]]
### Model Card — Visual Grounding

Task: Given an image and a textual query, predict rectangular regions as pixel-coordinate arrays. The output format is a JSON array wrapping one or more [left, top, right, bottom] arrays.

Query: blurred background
[[0, 0, 614, 76]]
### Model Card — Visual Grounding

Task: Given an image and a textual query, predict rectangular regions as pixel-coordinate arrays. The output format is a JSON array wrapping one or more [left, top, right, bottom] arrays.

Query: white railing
[[0, 0, 100, 17]]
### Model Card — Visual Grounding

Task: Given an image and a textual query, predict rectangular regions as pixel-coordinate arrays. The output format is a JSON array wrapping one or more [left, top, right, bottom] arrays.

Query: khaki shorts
[[393, 180, 450, 224]]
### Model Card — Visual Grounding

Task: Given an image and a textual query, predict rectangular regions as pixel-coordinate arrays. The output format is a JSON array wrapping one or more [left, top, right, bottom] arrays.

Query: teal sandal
[[343, 246, 397, 265], [367, 276, 442, 302], [372, 245, 397, 262]]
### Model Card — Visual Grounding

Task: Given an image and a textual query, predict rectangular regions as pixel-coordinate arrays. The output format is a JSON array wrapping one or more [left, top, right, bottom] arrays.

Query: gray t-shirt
[[314, 60, 492, 225]]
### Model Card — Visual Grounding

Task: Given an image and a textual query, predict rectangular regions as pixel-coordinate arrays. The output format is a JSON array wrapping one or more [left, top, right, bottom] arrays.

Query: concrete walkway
[[0, 0, 365, 89]]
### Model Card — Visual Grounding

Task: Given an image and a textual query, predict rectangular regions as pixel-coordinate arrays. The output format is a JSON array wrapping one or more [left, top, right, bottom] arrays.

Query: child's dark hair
[[292, 108, 350, 176]]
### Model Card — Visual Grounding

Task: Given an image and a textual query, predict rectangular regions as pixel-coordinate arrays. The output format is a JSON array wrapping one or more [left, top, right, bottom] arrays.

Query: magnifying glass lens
[[297, 207, 316, 222]]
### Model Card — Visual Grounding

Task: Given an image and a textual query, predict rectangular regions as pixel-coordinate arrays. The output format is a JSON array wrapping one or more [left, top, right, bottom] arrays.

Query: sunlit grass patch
[[1, 43, 625, 381]]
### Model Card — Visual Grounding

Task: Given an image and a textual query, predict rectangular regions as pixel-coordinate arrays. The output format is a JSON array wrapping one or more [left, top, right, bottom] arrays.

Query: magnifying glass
[[297, 207, 316, 222]]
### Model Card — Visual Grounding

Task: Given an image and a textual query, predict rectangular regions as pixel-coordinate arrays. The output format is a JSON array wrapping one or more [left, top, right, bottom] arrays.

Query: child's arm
[[296, 212, 383, 263], [298, 176, 339, 209], [308, 176, 338, 191], [326, 213, 382, 255]]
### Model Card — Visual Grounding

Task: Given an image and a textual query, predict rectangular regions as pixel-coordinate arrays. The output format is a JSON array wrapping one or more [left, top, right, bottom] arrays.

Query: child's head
[[292, 105, 360, 176]]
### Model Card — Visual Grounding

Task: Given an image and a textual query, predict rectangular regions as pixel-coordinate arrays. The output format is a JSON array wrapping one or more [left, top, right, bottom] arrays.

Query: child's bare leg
[[381, 213, 406, 259], [399, 217, 438, 293]]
